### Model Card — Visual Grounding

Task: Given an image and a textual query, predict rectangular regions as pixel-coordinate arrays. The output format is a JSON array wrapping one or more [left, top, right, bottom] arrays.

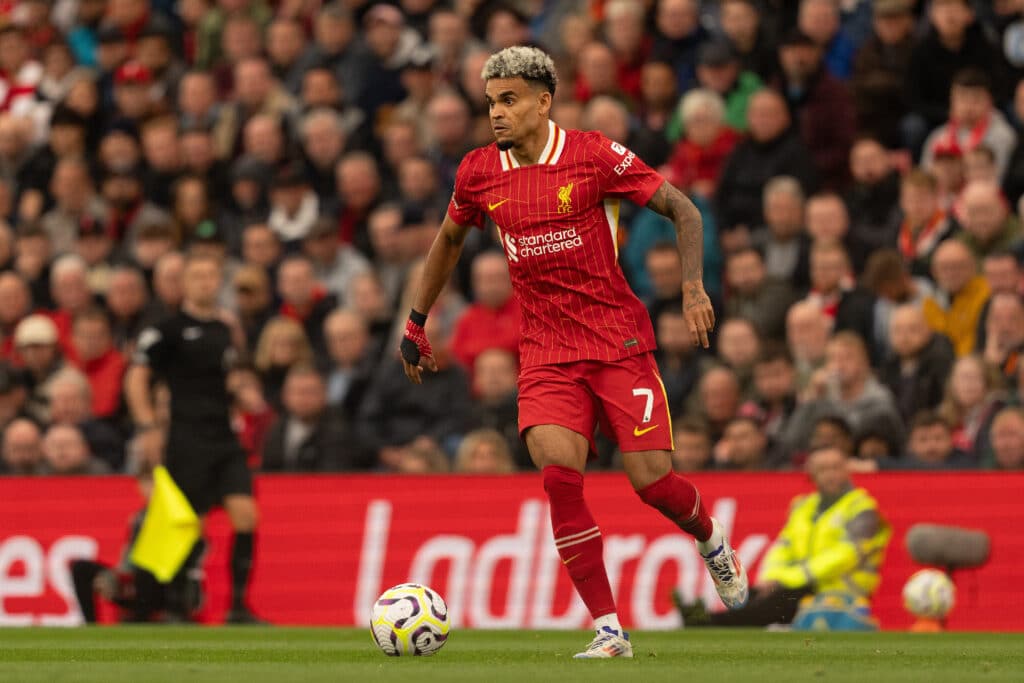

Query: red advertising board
[[0, 473, 1021, 630]]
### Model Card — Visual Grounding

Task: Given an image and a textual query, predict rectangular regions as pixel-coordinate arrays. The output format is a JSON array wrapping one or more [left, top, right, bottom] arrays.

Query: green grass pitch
[[1, 627, 1022, 683]]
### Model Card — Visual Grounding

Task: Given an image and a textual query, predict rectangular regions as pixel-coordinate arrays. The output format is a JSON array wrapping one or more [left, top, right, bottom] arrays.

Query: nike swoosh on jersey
[[633, 424, 660, 437], [487, 198, 510, 211]]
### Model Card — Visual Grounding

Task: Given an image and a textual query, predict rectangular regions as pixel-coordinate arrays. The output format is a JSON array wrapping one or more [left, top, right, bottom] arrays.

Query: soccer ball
[[370, 583, 450, 656], [902, 569, 956, 619]]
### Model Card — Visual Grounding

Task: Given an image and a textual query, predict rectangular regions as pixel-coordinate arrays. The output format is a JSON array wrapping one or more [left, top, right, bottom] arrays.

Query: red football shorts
[[518, 352, 674, 455]]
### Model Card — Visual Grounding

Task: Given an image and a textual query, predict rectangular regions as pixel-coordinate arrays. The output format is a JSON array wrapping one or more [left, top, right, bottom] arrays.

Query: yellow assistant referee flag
[[129, 466, 200, 583]]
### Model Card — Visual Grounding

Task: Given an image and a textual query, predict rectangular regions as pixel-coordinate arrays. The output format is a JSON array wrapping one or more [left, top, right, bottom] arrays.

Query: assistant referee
[[126, 250, 262, 624]]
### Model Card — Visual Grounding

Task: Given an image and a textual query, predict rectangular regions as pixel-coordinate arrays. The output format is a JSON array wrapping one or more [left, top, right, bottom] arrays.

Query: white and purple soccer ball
[[370, 583, 450, 656]]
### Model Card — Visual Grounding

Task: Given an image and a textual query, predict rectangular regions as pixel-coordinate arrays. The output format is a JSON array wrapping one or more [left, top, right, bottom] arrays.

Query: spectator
[[100, 166, 172, 252], [241, 223, 281, 272], [219, 157, 270, 247], [717, 0, 776, 82], [753, 176, 811, 289], [333, 151, 384, 252], [358, 313, 474, 458], [73, 215, 115, 297], [605, 0, 652, 103], [574, 41, 625, 103], [881, 304, 956, 425], [689, 365, 742, 445], [231, 264, 273, 351], [140, 117, 183, 210], [906, 0, 1005, 146], [988, 406, 1024, 470], [924, 240, 991, 356], [716, 415, 769, 471], [268, 163, 320, 245], [450, 251, 520, 375], [741, 343, 799, 462], [651, 0, 707, 93], [805, 191, 850, 249], [981, 292, 1024, 384], [844, 138, 902, 271], [262, 364, 365, 472], [41, 420, 111, 475], [788, 332, 903, 453], [149, 251, 185, 322], [582, 95, 667, 168], [922, 69, 1017, 181], [0, 362, 27, 432], [775, 29, 856, 187], [717, 317, 761, 398], [178, 70, 222, 132], [686, 39, 764, 139], [724, 247, 798, 340], [798, 0, 855, 81], [956, 181, 1023, 262], [256, 310, 314, 403], [897, 169, 958, 278], [655, 311, 702, 415], [938, 354, 1006, 458], [322, 308, 374, 419], [241, 113, 286, 167], [975, 251, 1024, 356], [47, 364, 124, 465], [454, 428, 515, 474], [266, 18, 306, 95], [809, 242, 877, 354], [900, 410, 972, 469], [715, 89, 817, 235], [637, 60, 678, 140], [851, 0, 915, 147], [294, 4, 364, 108], [471, 348, 524, 467], [671, 416, 712, 472], [786, 300, 830, 390], [0, 417, 44, 475], [302, 219, 370, 308], [70, 307, 126, 420], [356, 4, 418, 118], [39, 156, 106, 255], [49, 254, 95, 341], [0, 272, 33, 359], [14, 314, 64, 423], [105, 265, 150, 351], [662, 88, 740, 198], [299, 107, 349, 200], [277, 255, 337, 358], [217, 57, 296, 158]]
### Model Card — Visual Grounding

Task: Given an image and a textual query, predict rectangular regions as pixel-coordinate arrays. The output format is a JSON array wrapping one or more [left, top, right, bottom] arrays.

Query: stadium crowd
[[0, 0, 1022, 479]]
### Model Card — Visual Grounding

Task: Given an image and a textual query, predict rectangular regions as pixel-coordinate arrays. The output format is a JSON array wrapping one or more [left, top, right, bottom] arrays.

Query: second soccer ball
[[370, 583, 450, 656]]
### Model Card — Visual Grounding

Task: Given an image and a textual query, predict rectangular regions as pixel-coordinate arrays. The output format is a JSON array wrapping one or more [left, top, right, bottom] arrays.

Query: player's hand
[[682, 282, 715, 348], [400, 313, 437, 384]]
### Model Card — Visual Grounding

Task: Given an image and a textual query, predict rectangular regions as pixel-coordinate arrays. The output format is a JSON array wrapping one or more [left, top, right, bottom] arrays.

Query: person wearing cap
[[850, 0, 915, 148], [112, 60, 155, 123], [218, 155, 270, 248], [268, 163, 319, 244], [770, 30, 852, 189], [13, 314, 65, 424], [302, 217, 371, 305]]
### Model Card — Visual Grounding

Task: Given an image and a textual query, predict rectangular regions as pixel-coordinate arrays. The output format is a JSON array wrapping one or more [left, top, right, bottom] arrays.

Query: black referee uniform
[[135, 311, 251, 511]]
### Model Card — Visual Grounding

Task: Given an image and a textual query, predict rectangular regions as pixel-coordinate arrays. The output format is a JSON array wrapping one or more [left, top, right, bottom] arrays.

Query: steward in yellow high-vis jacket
[[677, 446, 891, 627]]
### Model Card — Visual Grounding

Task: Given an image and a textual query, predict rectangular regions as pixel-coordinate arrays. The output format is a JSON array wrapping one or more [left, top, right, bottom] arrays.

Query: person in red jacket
[[70, 307, 127, 420], [449, 250, 520, 376]]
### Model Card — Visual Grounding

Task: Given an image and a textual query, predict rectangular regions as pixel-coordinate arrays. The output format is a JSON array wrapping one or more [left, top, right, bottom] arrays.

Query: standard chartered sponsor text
[[516, 228, 583, 257]]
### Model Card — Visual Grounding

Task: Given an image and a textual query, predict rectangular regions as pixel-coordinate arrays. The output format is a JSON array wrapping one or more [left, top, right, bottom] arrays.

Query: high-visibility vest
[[758, 487, 892, 597]]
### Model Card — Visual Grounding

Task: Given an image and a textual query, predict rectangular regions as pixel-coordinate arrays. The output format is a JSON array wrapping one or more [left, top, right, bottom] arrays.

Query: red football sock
[[637, 471, 713, 542], [542, 465, 616, 619]]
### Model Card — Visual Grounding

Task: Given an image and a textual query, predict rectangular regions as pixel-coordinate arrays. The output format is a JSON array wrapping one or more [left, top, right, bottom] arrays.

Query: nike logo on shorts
[[633, 424, 659, 437]]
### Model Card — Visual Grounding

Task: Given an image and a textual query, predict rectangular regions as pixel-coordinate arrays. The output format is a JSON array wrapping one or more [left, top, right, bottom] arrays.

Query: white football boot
[[573, 626, 633, 659], [698, 517, 749, 609]]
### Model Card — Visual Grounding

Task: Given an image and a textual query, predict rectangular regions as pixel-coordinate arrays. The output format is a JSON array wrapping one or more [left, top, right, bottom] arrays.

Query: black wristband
[[409, 308, 427, 326]]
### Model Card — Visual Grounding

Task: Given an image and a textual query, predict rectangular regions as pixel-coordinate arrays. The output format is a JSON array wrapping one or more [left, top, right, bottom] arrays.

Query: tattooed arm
[[646, 180, 715, 347]]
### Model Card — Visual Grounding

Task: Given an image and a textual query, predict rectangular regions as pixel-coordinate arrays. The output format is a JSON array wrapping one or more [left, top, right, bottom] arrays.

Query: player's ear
[[536, 90, 552, 118]]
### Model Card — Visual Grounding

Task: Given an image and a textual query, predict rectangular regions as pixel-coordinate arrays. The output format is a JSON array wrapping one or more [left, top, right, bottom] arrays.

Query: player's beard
[[496, 139, 514, 151]]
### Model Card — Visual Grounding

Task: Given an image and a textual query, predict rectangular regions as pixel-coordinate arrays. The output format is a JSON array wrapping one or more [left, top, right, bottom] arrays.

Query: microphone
[[905, 524, 990, 570]]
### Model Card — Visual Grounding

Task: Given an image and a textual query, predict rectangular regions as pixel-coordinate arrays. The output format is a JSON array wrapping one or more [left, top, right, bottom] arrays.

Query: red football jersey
[[447, 121, 665, 368]]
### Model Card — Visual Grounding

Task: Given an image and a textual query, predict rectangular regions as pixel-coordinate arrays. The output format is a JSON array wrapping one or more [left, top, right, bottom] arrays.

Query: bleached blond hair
[[481, 46, 558, 94]]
